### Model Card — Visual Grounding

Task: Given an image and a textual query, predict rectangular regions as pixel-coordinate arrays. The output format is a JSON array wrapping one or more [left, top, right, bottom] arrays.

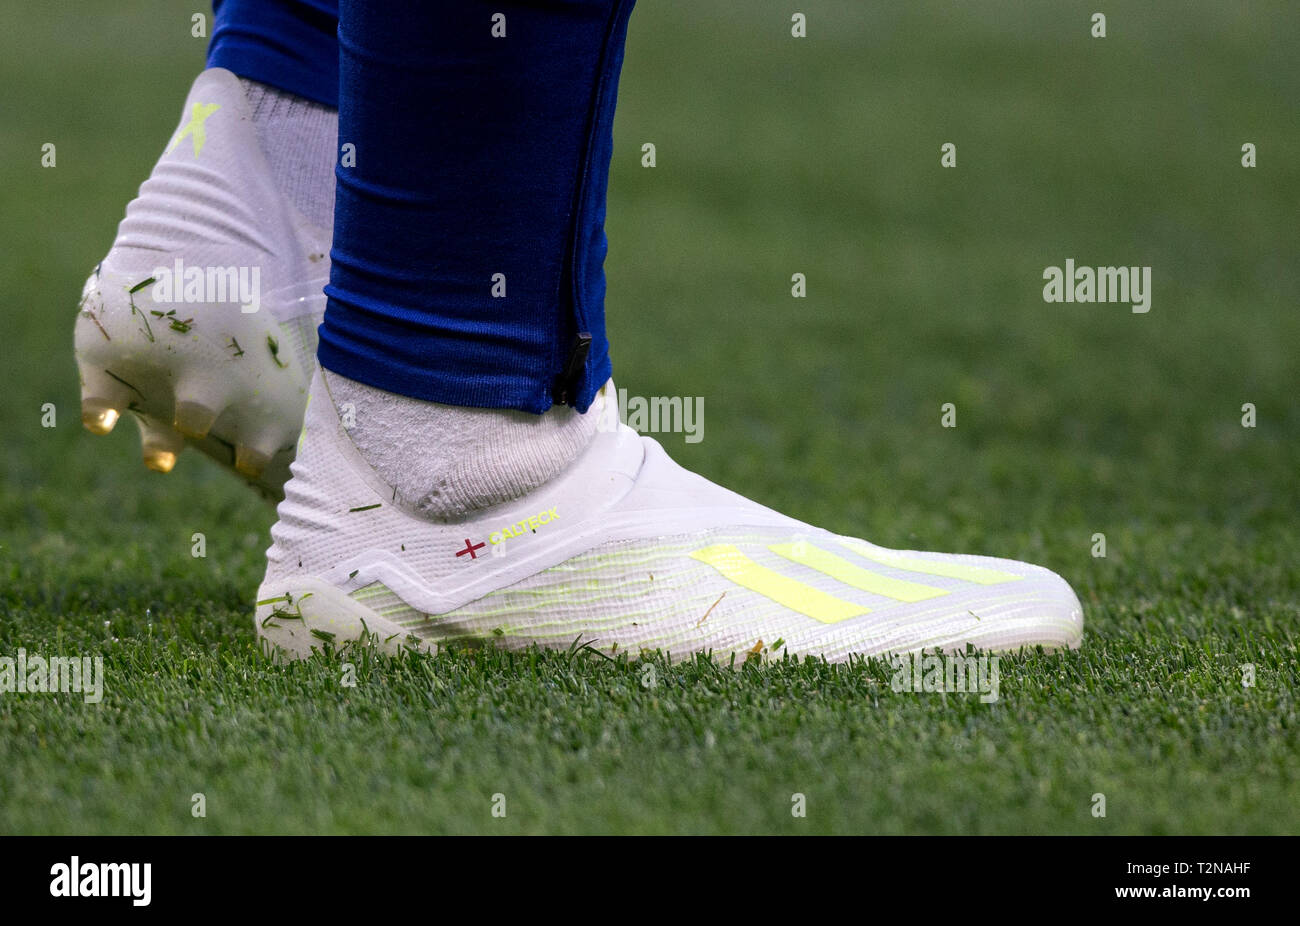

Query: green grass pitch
[[0, 1, 1296, 834]]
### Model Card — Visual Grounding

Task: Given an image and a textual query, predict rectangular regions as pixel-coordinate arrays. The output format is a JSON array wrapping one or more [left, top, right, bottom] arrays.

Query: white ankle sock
[[323, 370, 601, 520], [239, 78, 337, 230]]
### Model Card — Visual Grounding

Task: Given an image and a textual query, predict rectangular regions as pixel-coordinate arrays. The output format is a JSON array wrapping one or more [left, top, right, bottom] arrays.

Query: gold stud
[[174, 401, 218, 439], [81, 404, 120, 435], [143, 448, 178, 473]]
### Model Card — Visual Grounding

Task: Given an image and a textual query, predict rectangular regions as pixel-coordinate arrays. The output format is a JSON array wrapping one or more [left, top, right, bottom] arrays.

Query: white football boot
[[75, 68, 329, 498], [256, 374, 1084, 662]]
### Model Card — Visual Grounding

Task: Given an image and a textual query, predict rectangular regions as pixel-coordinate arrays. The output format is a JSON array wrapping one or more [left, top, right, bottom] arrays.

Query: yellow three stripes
[[769, 543, 947, 602], [690, 540, 1021, 625], [690, 545, 867, 624]]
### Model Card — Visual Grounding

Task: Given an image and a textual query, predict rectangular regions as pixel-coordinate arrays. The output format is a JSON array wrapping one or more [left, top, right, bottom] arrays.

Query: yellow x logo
[[167, 102, 221, 157]]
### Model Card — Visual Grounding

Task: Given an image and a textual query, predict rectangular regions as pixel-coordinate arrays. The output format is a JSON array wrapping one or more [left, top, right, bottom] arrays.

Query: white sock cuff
[[238, 77, 337, 231], [323, 370, 603, 520]]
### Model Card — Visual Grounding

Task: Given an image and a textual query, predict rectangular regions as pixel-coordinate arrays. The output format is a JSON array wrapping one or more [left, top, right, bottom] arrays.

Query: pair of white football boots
[[77, 70, 1084, 662]]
